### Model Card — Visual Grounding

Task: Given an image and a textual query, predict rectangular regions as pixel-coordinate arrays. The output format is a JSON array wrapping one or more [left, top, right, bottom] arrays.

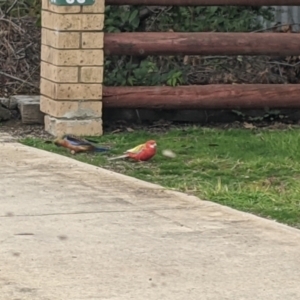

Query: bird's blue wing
[[64, 135, 91, 146], [64, 135, 110, 152]]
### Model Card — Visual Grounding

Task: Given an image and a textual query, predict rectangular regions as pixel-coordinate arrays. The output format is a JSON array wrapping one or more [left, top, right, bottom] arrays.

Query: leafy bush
[[103, 5, 275, 87]]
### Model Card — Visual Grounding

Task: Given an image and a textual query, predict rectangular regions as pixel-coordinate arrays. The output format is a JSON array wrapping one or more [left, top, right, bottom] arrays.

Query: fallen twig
[[252, 22, 300, 33], [0, 71, 38, 88], [268, 61, 300, 67]]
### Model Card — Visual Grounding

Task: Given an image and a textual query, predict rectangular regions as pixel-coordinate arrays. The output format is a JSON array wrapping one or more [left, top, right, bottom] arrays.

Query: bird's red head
[[146, 140, 157, 149]]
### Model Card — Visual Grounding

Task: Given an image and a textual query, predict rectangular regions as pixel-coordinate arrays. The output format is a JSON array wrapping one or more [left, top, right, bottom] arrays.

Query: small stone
[[0, 97, 10, 108], [0, 105, 12, 121]]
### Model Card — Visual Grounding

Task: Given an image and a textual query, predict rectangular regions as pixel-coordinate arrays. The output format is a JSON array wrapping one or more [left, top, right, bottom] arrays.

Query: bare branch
[[5, 0, 19, 16], [0, 71, 38, 88]]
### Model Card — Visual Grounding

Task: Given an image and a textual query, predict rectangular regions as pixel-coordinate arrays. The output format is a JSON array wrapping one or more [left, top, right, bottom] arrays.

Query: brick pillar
[[40, 0, 104, 136]]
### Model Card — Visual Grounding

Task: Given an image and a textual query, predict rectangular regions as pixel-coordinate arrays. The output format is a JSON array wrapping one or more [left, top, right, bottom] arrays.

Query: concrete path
[[1, 133, 300, 300]]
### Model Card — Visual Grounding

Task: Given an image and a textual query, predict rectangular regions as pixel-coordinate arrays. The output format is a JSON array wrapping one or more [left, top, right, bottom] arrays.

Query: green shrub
[[103, 5, 275, 86]]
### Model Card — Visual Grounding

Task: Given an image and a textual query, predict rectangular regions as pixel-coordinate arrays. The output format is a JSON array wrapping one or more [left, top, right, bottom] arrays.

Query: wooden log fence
[[103, 0, 300, 109], [103, 85, 300, 109], [106, 0, 300, 6], [104, 32, 300, 56]]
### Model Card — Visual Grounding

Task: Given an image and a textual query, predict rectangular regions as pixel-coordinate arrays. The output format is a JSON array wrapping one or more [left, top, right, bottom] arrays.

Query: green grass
[[21, 126, 300, 228]]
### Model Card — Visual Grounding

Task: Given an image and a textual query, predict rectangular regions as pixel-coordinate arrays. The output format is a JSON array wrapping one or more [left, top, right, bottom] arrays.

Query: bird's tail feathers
[[94, 146, 111, 152], [107, 154, 128, 161]]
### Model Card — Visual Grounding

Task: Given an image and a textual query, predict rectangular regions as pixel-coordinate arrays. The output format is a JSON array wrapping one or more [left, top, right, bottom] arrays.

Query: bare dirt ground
[[0, 118, 297, 142]]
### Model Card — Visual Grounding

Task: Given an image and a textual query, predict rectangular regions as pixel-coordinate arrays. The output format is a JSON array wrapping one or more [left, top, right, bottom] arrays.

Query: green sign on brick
[[50, 0, 95, 6]]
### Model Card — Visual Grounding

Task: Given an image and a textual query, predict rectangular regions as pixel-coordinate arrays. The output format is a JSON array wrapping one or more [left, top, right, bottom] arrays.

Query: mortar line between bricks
[[0, 206, 200, 218]]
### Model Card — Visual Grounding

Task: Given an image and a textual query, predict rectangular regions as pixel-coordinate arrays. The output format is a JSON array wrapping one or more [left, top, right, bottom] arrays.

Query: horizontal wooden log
[[103, 85, 300, 109], [104, 32, 300, 56], [106, 0, 299, 5]]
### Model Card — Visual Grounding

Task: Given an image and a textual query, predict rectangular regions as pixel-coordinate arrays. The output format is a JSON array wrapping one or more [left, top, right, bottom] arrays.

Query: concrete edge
[[4, 138, 300, 236]]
